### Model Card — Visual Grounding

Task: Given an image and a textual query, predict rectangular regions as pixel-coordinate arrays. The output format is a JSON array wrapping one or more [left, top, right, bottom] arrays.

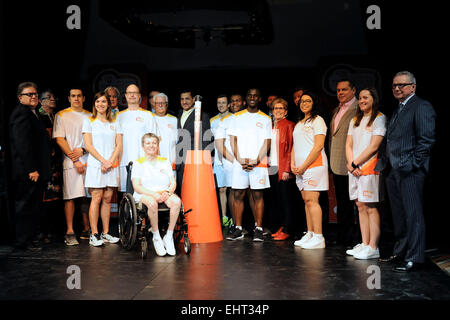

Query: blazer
[[273, 118, 295, 181], [375, 95, 436, 173], [9, 103, 51, 181], [176, 108, 214, 161], [329, 99, 358, 175]]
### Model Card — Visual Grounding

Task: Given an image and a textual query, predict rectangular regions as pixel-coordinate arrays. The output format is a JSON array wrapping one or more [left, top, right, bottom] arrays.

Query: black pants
[[332, 174, 358, 246], [385, 168, 426, 263], [13, 179, 45, 247], [266, 172, 296, 234]]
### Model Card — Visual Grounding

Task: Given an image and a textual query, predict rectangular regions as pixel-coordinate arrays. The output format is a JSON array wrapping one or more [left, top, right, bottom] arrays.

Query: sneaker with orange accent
[[271, 227, 283, 238], [273, 231, 290, 241]]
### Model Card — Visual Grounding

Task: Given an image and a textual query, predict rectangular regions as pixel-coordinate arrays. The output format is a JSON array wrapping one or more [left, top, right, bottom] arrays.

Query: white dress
[[82, 117, 123, 188]]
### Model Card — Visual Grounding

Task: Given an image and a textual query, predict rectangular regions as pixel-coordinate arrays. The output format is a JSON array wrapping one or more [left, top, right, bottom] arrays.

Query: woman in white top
[[345, 88, 386, 260], [291, 91, 329, 249], [82, 92, 123, 247], [131, 133, 181, 256]]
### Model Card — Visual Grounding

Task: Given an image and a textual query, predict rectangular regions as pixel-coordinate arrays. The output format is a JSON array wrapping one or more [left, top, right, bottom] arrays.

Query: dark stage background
[[0, 1, 447, 250]]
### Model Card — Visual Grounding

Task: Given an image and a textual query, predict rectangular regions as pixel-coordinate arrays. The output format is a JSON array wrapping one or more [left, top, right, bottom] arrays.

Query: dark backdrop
[[1, 0, 447, 250]]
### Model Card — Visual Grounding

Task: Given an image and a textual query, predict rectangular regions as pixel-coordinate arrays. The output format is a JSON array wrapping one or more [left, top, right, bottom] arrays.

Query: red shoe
[[273, 231, 290, 241], [271, 227, 283, 238]]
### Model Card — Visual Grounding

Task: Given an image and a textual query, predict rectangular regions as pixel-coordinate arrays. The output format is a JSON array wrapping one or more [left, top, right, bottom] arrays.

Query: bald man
[[117, 84, 159, 192]]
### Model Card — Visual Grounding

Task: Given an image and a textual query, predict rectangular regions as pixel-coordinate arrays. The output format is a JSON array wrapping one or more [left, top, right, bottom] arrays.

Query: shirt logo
[[110, 125, 115, 131], [136, 117, 144, 122], [168, 124, 174, 129], [363, 190, 373, 198], [259, 178, 266, 185], [307, 179, 318, 187], [256, 122, 263, 128], [365, 126, 373, 133]]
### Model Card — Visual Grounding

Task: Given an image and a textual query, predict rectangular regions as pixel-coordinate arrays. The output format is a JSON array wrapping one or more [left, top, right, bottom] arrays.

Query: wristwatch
[[82, 147, 87, 154], [351, 161, 359, 169]]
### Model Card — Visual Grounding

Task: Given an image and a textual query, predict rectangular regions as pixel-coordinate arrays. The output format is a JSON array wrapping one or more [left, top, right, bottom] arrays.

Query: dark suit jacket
[[376, 94, 436, 173], [9, 103, 51, 181], [176, 108, 214, 155]]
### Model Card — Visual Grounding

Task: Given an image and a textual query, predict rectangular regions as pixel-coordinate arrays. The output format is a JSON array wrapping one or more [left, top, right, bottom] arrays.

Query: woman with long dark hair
[[82, 92, 123, 247], [292, 91, 329, 249], [345, 87, 386, 259]]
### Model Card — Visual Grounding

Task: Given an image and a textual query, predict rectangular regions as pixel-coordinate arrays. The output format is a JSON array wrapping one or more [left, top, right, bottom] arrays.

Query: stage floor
[[1, 232, 449, 301]]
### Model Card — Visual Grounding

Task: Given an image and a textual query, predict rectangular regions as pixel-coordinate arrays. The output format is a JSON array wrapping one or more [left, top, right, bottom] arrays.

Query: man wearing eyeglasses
[[377, 71, 436, 272], [9, 82, 51, 251], [117, 84, 159, 193], [152, 93, 177, 177], [38, 90, 63, 243]]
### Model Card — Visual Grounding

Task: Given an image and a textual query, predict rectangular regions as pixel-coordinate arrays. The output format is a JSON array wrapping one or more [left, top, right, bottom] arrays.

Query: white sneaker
[[153, 237, 167, 256], [101, 233, 120, 244], [301, 235, 325, 249], [294, 232, 313, 247], [354, 246, 380, 260], [163, 234, 176, 256], [346, 243, 366, 256], [89, 233, 104, 247]]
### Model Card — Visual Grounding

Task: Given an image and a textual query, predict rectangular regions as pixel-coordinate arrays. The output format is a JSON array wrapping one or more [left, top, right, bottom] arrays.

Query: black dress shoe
[[392, 261, 423, 273], [379, 255, 402, 263]]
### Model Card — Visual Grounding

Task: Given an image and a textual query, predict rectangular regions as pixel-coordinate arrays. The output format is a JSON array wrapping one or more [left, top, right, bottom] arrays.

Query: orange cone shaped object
[[181, 150, 223, 243]]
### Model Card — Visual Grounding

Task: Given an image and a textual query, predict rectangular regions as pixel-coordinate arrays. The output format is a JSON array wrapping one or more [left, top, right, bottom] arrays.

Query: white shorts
[[296, 166, 329, 191], [84, 166, 119, 189], [213, 163, 226, 188], [231, 161, 270, 190], [119, 165, 128, 192], [63, 167, 86, 200], [348, 173, 380, 203], [223, 159, 234, 188]]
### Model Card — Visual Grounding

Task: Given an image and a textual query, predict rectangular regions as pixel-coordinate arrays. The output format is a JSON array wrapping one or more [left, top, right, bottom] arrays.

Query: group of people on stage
[[9, 70, 436, 272]]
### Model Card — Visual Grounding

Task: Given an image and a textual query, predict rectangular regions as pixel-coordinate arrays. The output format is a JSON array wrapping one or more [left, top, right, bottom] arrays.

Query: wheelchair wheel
[[140, 238, 148, 259], [184, 234, 191, 255], [118, 193, 138, 250]]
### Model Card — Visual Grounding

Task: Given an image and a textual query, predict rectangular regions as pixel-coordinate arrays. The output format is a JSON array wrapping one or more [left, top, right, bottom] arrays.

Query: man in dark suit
[[176, 90, 214, 193], [377, 71, 436, 272], [9, 82, 51, 250]]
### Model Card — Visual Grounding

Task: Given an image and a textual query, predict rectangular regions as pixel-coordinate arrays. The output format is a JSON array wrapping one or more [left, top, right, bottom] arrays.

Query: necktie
[[390, 103, 403, 125]]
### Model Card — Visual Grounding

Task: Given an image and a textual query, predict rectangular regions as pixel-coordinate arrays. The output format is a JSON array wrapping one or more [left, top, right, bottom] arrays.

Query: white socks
[[152, 229, 162, 241]]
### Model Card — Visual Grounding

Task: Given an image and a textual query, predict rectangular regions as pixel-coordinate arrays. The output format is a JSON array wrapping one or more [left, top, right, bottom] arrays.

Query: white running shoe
[[101, 233, 120, 244], [153, 237, 167, 256], [89, 233, 104, 247], [354, 246, 380, 260], [301, 235, 325, 249], [294, 232, 313, 247], [346, 243, 365, 256], [163, 234, 176, 256]]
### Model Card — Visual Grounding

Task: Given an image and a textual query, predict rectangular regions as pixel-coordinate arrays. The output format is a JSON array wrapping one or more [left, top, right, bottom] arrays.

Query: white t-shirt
[[348, 113, 386, 169], [228, 109, 272, 160], [53, 107, 92, 169], [131, 156, 173, 197], [117, 108, 159, 167], [270, 128, 278, 166], [210, 113, 228, 166], [82, 117, 123, 168], [154, 114, 177, 167], [215, 113, 236, 164], [293, 116, 328, 168]]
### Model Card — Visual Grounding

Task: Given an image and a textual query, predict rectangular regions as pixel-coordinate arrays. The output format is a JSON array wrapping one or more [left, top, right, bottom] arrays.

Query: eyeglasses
[[20, 92, 38, 98], [392, 83, 413, 89], [42, 96, 57, 101], [155, 102, 168, 106], [300, 99, 312, 104]]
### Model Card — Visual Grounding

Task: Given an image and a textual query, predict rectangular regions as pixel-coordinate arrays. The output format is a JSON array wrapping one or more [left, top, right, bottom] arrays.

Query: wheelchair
[[118, 161, 191, 258]]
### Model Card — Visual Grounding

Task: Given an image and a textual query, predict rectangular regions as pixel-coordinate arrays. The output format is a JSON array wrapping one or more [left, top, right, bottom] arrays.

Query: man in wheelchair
[[130, 133, 182, 256]]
